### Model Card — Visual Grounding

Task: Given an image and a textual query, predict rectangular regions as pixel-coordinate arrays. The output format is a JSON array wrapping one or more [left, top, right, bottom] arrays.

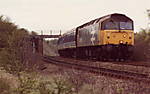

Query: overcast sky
[[0, 0, 150, 34]]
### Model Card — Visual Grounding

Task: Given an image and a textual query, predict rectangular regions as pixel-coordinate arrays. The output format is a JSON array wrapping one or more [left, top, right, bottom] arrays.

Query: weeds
[[0, 77, 11, 94]]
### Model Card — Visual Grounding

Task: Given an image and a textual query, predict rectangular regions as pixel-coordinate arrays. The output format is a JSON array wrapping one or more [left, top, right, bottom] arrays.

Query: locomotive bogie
[[58, 44, 133, 61]]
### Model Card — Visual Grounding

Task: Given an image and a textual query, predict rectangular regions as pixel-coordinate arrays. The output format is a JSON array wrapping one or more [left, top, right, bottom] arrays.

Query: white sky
[[0, 0, 150, 34]]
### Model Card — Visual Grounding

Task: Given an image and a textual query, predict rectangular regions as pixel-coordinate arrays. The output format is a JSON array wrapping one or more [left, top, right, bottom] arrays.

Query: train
[[57, 13, 134, 61]]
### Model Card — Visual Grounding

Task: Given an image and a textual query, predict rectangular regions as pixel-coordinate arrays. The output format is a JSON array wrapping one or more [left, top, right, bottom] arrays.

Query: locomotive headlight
[[119, 40, 123, 44]]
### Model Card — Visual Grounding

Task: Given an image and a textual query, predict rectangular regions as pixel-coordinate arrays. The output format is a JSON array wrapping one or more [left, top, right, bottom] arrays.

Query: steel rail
[[43, 56, 150, 84]]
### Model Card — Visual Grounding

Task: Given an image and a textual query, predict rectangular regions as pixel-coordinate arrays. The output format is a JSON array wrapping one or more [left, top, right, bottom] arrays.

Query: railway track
[[43, 56, 150, 84]]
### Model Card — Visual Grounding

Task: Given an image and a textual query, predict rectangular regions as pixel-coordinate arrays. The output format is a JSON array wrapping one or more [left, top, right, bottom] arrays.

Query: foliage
[[38, 76, 74, 94], [132, 10, 150, 61], [133, 29, 150, 61], [13, 73, 74, 94], [0, 16, 17, 48], [147, 9, 150, 19], [0, 15, 74, 94], [0, 77, 11, 94], [14, 72, 39, 94], [0, 16, 29, 75], [31, 31, 38, 35]]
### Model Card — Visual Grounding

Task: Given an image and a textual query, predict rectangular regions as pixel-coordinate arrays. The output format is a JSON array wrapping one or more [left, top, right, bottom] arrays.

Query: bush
[[0, 77, 11, 94], [14, 72, 39, 94], [12, 73, 74, 94], [38, 75, 74, 94], [0, 16, 30, 75], [133, 29, 150, 61]]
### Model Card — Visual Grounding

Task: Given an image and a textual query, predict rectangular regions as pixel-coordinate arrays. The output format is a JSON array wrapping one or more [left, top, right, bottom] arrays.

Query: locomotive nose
[[105, 31, 133, 45]]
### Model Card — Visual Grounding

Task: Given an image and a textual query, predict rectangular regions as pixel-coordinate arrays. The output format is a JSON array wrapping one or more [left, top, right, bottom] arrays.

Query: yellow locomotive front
[[99, 14, 134, 60], [100, 20, 134, 45]]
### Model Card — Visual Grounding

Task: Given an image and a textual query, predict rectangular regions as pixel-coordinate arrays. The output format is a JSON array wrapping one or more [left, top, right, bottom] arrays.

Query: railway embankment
[[41, 59, 150, 94], [45, 56, 150, 76]]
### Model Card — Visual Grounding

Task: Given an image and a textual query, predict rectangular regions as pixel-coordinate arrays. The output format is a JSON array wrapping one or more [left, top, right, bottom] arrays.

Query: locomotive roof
[[77, 13, 133, 29]]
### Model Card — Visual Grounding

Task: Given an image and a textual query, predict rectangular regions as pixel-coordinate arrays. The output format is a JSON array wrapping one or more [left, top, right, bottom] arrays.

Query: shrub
[[38, 75, 74, 94], [0, 77, 11, 94], [133, 30, 150, 61]]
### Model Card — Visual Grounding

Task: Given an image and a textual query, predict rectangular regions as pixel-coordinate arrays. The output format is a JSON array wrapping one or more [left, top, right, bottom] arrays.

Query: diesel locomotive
[[57, 13, 134, 61]]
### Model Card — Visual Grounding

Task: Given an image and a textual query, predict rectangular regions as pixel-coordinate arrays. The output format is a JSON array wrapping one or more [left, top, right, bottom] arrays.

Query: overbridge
[[31, 34, 61, 55]]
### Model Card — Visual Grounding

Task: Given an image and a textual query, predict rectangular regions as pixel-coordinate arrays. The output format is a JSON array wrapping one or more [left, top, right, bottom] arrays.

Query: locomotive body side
[[77, 23, 100, 47]]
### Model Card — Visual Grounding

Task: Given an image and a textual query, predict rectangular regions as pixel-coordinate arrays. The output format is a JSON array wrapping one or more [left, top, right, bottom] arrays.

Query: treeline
[[0, 16, 30, 74], [134, 29, 150, 61], [0, 16, 74, 94]]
